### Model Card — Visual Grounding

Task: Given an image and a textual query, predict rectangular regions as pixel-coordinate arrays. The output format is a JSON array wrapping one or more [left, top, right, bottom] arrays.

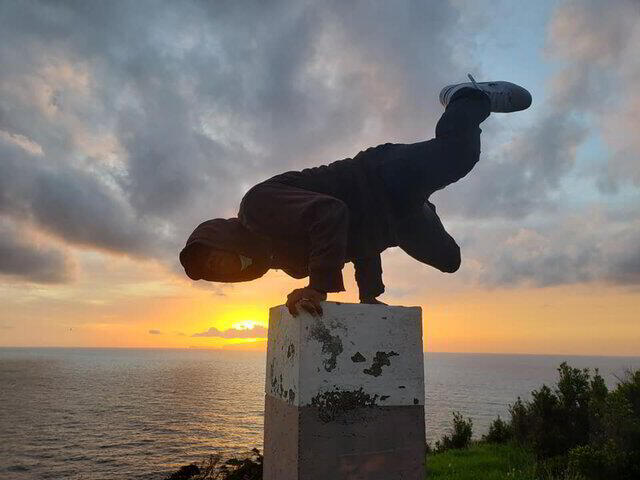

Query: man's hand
[[360, 297, 387, 305], [286, 287, 327, 317]]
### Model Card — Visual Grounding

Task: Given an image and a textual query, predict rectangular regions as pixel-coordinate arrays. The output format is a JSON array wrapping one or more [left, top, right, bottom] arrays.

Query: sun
[[232, 320, 259, 330]]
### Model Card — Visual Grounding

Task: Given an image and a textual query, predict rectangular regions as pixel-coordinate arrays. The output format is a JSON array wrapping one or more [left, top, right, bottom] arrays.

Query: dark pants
[[391, 88, 491, 272]]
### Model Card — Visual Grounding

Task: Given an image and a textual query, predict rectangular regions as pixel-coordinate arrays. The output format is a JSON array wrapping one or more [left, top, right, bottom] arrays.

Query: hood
[[179, 218, 271, 282]]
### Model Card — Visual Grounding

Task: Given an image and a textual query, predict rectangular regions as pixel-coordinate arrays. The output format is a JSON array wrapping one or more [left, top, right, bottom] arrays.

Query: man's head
[[182, 243, 253, 281], [179, 218, 270, 283]]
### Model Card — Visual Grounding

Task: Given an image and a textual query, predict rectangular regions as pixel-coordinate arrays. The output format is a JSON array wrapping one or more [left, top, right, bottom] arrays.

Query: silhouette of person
[[180, 76, 531, 316]]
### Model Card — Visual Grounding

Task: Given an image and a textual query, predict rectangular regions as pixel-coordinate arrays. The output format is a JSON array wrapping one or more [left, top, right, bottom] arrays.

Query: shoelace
[[468, 73, 508, 108], [467, 73, 479, 89]]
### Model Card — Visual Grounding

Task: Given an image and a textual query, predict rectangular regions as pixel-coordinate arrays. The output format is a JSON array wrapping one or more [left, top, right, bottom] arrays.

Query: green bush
[[509, 396, 531, 445], [165, 449, 262, 480], [566, 445, 607, 480], [435, 411, 473, 452], [505, 363, 640, 480], [483, 415, 511, 444]]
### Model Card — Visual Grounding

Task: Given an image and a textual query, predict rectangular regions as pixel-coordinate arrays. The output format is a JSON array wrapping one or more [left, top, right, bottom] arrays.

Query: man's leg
[[418, 87, 491, 194], [395, 201, 461, 273], [378, 88, 491, 214]]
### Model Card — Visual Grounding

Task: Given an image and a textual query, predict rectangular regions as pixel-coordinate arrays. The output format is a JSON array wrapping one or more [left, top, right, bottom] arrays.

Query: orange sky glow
[[2, 252, 638, 356]]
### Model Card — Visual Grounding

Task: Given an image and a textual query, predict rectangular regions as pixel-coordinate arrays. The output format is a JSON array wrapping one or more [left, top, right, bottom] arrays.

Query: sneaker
[[439, 74, 532, 113]]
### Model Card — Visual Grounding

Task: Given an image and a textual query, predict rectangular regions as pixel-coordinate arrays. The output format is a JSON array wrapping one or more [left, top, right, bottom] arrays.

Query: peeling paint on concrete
[[309, 319, 343, 372], [266, 302, 424, 407], [270, 360, 276, 389], [264, 302, 426, 480], [350, 352, 366, 363], [310, 388, 379, 423], [363, 351, 399, 377]]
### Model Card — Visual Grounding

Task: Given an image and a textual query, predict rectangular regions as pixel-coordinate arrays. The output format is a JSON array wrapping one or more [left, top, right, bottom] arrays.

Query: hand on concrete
[[286, 287, 327, 317], [360, 297, 387, 305]]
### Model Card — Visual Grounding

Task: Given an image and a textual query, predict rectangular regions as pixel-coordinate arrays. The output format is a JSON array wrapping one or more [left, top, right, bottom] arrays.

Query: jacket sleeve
[[353, 254, 385, 300], [304, 195, 349, 293], [238, 182, 349, 293]]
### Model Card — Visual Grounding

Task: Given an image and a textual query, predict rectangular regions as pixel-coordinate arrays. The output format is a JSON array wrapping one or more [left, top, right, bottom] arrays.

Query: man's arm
[[353, 254, 385, 303], [239, 182, 349, 315]]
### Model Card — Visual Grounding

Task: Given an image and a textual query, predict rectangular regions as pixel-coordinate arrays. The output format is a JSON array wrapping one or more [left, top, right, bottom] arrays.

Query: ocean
[[1, 348, 639, 479]]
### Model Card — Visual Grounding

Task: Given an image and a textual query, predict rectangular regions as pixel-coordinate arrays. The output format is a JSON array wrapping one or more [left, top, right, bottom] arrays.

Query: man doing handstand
[[180, 75, 532, 316]]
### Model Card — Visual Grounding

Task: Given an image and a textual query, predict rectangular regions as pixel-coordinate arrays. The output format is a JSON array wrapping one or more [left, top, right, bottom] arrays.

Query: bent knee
[[438, 245, 461, 273]]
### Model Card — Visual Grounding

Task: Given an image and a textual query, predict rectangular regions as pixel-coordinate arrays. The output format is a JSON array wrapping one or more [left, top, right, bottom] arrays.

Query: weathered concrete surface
[[263, 302, 426, 480], [264, 394, 425, 480], [265, 302, 424, 407]]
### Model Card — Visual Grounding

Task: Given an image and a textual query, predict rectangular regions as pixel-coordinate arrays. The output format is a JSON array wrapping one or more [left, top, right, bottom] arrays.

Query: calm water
[[1, 348, 639, 480]]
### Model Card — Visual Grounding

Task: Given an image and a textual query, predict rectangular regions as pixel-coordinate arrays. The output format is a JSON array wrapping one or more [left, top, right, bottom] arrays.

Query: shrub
[[435, 411, 473, 452], [509, 397, 531, 445], [165, 449, 263, 480], [566, 445, 608, 480], [483, 415, 511, 444], [505, 363, 640, 480]]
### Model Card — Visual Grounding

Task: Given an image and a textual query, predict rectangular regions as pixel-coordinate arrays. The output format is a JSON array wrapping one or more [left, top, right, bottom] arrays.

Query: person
[[180, 75, 532, 317]]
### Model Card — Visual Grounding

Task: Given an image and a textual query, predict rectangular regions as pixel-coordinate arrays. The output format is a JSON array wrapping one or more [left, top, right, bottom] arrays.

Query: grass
[[426, 442, 537, 480]]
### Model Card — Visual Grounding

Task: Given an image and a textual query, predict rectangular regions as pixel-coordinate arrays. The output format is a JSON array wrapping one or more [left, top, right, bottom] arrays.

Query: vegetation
[[166, 363, 640, 480], [427, 442, 536, 480], [433, 412, 474, 452], [429, 362, 640, 479], [483, 416, 511, 444], [166, 448, 262, 480]]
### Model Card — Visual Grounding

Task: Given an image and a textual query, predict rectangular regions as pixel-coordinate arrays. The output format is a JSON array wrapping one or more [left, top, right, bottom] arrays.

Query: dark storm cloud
[[1, 0, 637, 291], [0, 220, 73, 284], [192, 325, 268, 338], [0, 0, 462, 277], [0, 139, 160, 256]]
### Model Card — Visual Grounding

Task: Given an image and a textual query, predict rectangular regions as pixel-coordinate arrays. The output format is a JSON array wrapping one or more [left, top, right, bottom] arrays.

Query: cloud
[[0, 0, 464, 280], [0, 138, 164, 257], [436, 110, 587, 219], [192, 325, 268, 338], [420, 0, 640, 289], [148, 329, 162, 335], [0, 218, 74, 283], [545, 0, 640, 189], [461, 211, 640, 287], [1, 0, 637, 295]]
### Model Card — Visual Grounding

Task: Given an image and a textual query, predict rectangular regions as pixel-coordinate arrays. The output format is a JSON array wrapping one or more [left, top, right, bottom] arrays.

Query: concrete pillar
[[263, 301, 425, 480]]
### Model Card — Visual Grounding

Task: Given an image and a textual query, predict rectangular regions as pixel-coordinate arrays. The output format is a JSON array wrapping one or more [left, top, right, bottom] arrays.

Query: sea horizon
[[2, 346, 640, 358]]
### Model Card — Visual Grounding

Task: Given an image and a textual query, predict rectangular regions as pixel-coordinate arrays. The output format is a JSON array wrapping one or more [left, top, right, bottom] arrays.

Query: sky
[[0, 0, 639, 355]]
